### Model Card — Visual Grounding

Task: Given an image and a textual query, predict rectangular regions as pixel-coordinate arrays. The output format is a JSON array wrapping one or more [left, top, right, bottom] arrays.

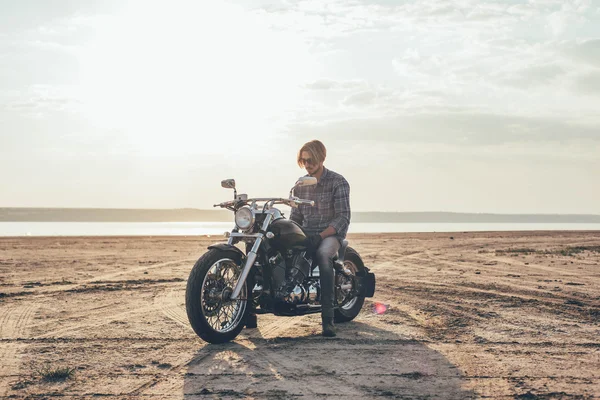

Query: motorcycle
[[185, 177, 376, 343]]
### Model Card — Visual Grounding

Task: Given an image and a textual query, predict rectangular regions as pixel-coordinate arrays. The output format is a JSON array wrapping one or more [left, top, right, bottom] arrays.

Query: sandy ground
[[0, 231, 599, 399]]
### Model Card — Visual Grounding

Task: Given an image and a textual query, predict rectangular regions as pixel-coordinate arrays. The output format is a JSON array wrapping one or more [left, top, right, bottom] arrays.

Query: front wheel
[[185, 249, 250, 344], [334, 247, 367, 323]]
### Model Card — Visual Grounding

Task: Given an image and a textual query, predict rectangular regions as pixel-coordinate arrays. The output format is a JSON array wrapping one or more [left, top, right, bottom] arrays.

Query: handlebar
[[291, 197, 315, 207], [213, 200, 236, 208], [213, 197, 314, 209]]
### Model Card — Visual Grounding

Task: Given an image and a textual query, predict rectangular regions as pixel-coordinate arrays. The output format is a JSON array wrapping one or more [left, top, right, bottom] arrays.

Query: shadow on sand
[[183, 318, 476, 399]]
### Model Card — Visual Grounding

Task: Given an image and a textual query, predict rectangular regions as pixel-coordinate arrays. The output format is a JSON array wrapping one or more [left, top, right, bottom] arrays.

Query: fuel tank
[[268, 219, 308, 250]]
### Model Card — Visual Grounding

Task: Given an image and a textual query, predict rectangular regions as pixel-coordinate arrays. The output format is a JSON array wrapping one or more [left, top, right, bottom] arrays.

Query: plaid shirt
[[289, 167, 351, 239]]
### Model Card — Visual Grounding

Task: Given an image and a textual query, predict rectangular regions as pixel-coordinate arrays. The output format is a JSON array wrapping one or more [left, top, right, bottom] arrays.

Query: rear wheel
[[185, 249, 250, 344], [334, 247, 366, 323]]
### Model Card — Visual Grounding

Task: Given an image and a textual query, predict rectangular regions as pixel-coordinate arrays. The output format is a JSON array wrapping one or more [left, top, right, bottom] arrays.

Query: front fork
[[229, 213, 273, 300]]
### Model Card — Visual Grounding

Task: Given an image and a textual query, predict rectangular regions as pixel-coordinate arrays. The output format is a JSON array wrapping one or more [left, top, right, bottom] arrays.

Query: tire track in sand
[[34, 303, 156, 339], [24, 258, 195, 297], [154, 286, 190, 330], [0, 302, 38, 396], [247, 314, 306, 340], [22, 259, 194, 338], [151, 277, 305, 339], [150, 285, 302, 338], [84, 258, 195, 285]]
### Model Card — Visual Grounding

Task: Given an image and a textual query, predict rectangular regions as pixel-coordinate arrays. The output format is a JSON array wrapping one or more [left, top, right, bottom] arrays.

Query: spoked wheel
[[186, 249, 250, 343], [334, 247, 366, 323]]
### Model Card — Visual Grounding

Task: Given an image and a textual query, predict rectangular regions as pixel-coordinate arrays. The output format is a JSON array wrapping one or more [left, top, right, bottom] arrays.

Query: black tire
[[185, 249, 250, 344], [334, 247, 367, 323]]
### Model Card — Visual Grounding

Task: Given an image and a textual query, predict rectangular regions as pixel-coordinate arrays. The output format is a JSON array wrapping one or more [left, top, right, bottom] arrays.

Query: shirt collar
[[317, 166, 329, 185]]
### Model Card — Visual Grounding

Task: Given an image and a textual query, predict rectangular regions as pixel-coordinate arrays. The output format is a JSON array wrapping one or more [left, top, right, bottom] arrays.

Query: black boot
[[245, 314, 257, 329], [321, 315, 336, 337]]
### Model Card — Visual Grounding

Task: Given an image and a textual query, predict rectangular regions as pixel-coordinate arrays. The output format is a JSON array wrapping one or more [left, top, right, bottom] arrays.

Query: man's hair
[[297, 140, 326, 168]]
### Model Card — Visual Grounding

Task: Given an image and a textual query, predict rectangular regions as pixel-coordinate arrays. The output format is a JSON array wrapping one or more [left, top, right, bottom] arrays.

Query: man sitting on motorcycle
[[289, 140, 351, 337]]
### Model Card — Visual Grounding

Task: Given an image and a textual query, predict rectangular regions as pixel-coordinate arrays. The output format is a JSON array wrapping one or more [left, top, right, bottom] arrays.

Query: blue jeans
[[315, 236, 340, 318]]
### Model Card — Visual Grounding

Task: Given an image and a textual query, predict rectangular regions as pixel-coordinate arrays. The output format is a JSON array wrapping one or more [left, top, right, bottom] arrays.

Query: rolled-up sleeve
[[328, 178, 350, 234]]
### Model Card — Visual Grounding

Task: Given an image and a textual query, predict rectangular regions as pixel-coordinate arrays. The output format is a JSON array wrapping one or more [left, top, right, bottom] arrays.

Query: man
[[290, 140, 351, 337]]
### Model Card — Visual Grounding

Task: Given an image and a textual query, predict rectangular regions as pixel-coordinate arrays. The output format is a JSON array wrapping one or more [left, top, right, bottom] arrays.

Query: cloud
[[465, 4, 507, 21], [392, 48, 444, 81], [563, 39, 600, 68], [288, 110, 600, 147], [498, 63, 566, 89], [388, 34, 600, 116], [506, 4, 538, 19], [573, 70, 600, 95], [23, 39, 80, 54], [545, 0, 594, 36], [249, 0, 600, 54], [252, 0, 521, 40], [547, 11, 569, 37], [303, 78, 365, 90], [339, 86, 400, 108], [342, 90, 377, 106], [0, 84, 82, 119]]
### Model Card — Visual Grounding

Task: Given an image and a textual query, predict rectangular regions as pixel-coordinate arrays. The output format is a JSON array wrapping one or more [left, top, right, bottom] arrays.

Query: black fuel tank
[[268, 219, 308, 250]]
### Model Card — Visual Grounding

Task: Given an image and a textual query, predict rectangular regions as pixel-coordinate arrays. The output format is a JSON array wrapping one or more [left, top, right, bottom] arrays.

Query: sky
[[1, 0, 599, 213]]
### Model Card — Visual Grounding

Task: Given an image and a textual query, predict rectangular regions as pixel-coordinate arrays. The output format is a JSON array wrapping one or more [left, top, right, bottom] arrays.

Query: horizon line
[[1, 207, 599, 216]]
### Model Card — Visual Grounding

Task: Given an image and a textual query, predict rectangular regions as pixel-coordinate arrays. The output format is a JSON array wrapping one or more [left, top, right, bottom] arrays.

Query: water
[[1, 221, 599, 237]]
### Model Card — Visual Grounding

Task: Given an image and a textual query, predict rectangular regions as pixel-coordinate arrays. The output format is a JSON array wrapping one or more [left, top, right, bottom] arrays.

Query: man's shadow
[[182, 316, 477, 399]]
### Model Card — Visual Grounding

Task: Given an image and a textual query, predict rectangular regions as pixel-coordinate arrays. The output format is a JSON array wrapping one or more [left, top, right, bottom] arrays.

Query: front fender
[[207, 243, 245, 259]]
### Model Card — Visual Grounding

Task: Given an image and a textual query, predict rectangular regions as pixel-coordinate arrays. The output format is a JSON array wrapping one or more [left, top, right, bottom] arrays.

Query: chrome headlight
[[234, 207, 254, 231]]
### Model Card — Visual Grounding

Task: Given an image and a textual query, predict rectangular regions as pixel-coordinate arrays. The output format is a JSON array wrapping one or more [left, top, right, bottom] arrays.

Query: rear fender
[[345, 246, 365, 267], [344, 246, 375, 297], [357, 266, 376, 298]]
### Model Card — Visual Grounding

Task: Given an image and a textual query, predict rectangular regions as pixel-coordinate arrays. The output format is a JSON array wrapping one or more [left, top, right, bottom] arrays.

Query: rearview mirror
[[296, 177, 317, 187], [221, 179, 236, 189]]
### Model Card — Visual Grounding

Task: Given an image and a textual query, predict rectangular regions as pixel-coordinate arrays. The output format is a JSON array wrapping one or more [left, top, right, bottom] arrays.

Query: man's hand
[[305, 234, 322, 252]]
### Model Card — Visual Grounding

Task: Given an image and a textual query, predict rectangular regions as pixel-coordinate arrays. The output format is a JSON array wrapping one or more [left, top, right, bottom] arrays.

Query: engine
[[269, 251, 320, 305]]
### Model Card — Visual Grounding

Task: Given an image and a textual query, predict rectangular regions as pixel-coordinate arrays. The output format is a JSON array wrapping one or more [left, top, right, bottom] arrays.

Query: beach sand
[[1, 231, 599, 399]]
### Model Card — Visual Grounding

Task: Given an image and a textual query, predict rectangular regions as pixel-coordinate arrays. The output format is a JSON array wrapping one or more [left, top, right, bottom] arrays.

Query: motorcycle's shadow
[[182, 317, 477, 399]]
